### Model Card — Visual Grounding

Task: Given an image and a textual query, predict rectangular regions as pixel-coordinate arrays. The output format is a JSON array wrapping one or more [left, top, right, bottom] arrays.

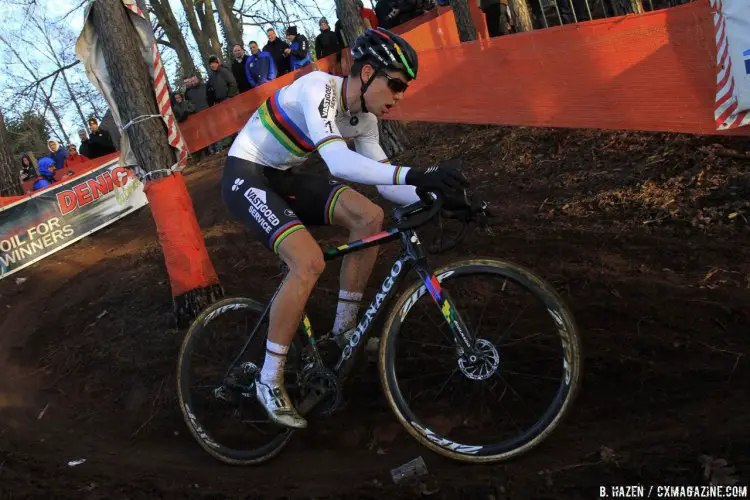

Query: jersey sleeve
[[353, 113, 421, 205], [300, 75, 412, 186]]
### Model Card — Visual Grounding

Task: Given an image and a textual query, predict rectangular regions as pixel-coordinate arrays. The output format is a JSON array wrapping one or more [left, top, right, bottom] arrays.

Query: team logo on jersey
[[318, 82, 335, 119], [328, 179, 339, 185], [350, 116, 359, 126], [231, 178, 245, 192], [284, 209, 297, 217]]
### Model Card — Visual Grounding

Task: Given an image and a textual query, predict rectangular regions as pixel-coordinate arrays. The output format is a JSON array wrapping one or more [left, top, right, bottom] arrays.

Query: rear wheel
[[379, 258, 582, 463], [177, 297, 303, 465]]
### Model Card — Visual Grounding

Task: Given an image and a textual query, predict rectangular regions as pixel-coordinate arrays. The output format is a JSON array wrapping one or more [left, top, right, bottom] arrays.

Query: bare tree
[[150, 0, 198, 78], [89, 0, 223, 323], [0, 108, 23, 197], [508, 0, 533, 32], [450, 0, 478, 41], [195, 0, 223, 57], [216, 0, 243, 46], [31, 17, 90, 132], [0, 33, 72, 144]]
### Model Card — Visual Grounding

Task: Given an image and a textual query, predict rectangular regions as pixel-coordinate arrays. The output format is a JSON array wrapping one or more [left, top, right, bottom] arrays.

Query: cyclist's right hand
[[405, 159, 469, 192]]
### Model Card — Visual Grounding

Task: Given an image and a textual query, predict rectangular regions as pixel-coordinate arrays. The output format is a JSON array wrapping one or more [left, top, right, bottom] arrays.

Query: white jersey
[[228, 71, 418, 204]]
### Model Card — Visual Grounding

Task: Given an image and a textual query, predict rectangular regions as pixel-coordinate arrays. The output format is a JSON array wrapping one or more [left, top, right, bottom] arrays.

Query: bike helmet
[[351, 27, 418, 81], [350, 28, 418, 113]]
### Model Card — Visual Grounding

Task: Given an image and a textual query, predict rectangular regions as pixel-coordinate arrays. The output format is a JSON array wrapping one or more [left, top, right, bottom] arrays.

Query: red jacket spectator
[[64, 145, 90, 169], [361, 7, 379, 28]]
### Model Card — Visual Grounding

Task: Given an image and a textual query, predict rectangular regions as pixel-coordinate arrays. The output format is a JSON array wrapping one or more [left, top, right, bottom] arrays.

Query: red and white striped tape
[[710, 0, 750, 130], [122, 0, 189, 169]]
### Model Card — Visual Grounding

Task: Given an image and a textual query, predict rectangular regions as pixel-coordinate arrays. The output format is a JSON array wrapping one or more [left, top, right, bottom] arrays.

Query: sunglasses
[[382, 73, 409, 94]]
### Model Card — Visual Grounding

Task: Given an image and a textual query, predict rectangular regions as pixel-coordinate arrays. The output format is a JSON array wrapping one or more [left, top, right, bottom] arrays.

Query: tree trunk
[[508, 0, 534, 32], [0, 109, 23, 197], [216, 0, 242, 47], [150, 0, 198, 78], [180, 0, 214, 68], [334, 0, 411, 156], [449, 0, 477, 42], [196, 0, 223, 57], [628, 0, 645, 13], [90, 0, 223, 325]]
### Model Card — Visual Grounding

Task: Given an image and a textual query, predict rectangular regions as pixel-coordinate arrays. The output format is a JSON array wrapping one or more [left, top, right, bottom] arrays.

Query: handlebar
[[392, 188, 494, 254]]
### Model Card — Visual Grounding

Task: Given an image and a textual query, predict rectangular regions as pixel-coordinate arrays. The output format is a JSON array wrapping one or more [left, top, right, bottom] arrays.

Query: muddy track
[[1, 124, 748, 499]]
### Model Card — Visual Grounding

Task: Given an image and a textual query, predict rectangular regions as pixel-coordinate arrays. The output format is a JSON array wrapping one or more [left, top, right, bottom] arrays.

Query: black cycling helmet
[[350, 28, 418, 113], [351, 28, 418, 81]]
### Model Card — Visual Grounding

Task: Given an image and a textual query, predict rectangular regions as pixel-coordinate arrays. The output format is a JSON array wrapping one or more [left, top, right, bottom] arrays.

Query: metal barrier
[[528, 0, 695, 29]]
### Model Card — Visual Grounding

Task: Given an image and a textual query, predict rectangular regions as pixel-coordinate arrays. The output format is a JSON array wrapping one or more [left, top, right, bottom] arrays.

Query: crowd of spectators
[[18, 116, 117, 192]]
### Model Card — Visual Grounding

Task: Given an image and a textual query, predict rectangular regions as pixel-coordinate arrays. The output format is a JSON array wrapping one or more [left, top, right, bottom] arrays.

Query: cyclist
[[221, 27, 467, 429]]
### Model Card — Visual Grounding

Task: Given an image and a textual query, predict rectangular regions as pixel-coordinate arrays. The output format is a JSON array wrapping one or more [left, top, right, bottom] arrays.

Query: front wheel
[[379, 258, 582, 463]]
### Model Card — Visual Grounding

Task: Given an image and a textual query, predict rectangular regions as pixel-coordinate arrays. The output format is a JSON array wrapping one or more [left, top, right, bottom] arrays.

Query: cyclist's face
[[362, 66, 409, 118]]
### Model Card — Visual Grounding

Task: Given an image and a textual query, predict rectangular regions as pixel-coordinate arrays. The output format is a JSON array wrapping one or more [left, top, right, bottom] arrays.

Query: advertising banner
[[0, 158, 148, 280]]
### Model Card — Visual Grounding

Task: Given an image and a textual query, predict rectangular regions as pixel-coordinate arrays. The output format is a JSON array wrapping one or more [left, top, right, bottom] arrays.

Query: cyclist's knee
[[288, 247, 325, 283], [359, 202, 384, 232]]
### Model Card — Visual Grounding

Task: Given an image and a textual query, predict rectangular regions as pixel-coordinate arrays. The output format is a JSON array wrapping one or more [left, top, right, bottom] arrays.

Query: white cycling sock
[[332, 290, 363, 338], [259, 340, 289, 385]]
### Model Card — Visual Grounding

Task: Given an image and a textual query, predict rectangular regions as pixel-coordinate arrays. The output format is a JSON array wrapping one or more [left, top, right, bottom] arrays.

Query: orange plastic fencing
[[389, 1, 750, 136], [179, 1, 748, 152], [143, 172, 220, 296]]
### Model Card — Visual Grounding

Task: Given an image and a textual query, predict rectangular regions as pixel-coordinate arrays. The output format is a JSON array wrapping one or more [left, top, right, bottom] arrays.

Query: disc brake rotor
[[458, 338, 500, 381]]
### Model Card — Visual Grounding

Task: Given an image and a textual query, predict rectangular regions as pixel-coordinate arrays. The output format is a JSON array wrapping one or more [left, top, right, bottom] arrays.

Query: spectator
[[87, 117, 116, 158], [264, 28, 291, 76], [356, 0, 380, 28], [231, 44, 253, 93], [207, 55, 239, 103], [32, 177, 51, 191], [19, 153, 36, 182], [183, 75, 210, 111], [64, 144, 90, 168], [284, 26, 312, 70], [37, 157, 57, 184], [480, 0, 510, 37], [246, 40, 277, 87], [173, 92, 196, 122], [315, 17, 341, 60], [77, 129, 93, 158], [47, 138, 68, 170], [375, 0, 401, 29]]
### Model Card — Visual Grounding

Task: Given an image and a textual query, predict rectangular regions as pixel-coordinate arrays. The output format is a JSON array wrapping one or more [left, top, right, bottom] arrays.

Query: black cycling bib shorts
[[221, 156, 350, 254]]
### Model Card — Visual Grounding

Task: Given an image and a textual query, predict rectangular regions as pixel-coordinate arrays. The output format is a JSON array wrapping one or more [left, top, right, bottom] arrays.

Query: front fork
[[404, 231, 477, 354]]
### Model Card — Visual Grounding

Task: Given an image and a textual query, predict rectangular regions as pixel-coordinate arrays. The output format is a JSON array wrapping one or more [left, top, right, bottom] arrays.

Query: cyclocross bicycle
[[177, 189, 583, 465]]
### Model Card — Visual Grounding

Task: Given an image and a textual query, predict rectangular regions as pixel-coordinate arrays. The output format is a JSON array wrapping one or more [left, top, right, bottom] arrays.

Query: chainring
[[298, 367, 342, 417]]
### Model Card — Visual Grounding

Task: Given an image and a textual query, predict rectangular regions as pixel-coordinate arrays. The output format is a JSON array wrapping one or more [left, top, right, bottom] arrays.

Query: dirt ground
[[1, 123, 748, 499]]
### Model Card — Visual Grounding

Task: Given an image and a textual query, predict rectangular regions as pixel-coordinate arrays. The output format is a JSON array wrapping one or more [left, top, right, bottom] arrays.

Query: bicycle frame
[[224, 222, 477, 396], [303, 225, 477, 380]]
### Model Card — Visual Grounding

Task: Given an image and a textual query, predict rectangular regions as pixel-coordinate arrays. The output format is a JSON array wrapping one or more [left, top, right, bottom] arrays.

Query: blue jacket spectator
[[37, 157, 57, 184], [47, 139, 67, 171], [246, 41, 277, 87], [32, 177, 51, 191], [285, 26, 312, 70]]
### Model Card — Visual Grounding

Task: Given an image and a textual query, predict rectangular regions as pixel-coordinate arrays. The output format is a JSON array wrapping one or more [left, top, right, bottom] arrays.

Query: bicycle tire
[[378, 258, 582, 463], [177, 297, 296, 465]]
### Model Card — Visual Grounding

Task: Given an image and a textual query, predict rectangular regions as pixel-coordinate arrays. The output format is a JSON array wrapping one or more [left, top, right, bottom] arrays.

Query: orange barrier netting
[[388, 1, 750, 135], [179, 1, 749, 152], [143, 172, 220, 296]]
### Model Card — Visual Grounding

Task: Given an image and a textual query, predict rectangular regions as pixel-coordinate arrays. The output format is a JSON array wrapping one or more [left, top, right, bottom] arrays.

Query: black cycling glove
[[405, 159, 469, 192]]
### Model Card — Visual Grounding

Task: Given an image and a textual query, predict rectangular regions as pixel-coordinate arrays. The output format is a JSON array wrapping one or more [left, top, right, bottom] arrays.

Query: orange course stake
[[144, 172, 222, 325]]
